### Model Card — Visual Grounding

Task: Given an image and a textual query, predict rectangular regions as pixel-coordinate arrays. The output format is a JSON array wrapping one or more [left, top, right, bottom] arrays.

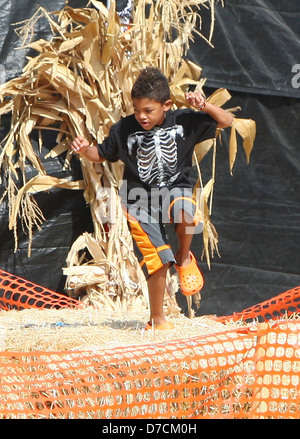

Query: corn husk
[[0, 1, 255, 314]]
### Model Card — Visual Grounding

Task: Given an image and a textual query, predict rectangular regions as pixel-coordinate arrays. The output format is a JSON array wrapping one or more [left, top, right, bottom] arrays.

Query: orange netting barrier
[[0, 269, 82, 310], [0, 269, 299, 419], [217, 286, 300, 323]]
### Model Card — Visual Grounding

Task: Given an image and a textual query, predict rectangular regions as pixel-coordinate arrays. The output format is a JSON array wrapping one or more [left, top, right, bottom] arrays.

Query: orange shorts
[[123, 187, 202, 278]]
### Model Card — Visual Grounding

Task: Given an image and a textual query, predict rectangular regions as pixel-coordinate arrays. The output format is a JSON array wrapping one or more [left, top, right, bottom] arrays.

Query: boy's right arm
[[71, 135, 105, 163]]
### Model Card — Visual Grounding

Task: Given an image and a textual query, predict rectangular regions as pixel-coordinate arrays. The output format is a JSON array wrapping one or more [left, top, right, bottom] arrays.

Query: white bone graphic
[[127, 125, 184, 186]]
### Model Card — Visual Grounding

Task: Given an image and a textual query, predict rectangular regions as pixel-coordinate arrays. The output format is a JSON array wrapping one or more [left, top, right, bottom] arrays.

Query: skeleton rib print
[[127, 125, 184, 187]]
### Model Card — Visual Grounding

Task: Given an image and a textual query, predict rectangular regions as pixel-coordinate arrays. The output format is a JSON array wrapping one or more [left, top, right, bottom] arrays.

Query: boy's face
[[132, 97, 172, 131]]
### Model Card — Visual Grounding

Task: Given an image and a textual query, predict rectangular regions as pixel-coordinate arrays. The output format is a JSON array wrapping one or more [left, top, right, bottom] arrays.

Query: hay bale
[[0, 307, 244, 352]]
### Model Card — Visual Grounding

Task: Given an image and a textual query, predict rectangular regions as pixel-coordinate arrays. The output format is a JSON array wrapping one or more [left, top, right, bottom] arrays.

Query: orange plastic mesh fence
[[0, 269, 82, 310], [0, 268, 299, 321], [0, 321, 299, 419], [0, 270, 299, 419], [217, 286, 300, 323]]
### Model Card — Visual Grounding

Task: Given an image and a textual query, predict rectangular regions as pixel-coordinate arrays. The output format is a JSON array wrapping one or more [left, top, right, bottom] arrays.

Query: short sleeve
[[96, 124, 120, 163], [194, 112, 218, 143], [176, 109, 217, 145]]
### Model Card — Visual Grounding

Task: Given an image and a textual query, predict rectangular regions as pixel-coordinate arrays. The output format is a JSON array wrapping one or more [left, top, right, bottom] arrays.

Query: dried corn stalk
[[0, 1, 255, 312]]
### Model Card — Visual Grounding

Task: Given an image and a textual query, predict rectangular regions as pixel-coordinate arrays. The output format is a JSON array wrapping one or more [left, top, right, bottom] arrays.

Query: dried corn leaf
[[41, 64, 95, 99], [58, 36, 84, 53], [194, 138, 215, 163], [88, 0, 109, 17], [232, 117, 256, 164], [18, 115, 46, 175], [207, 87, 232, 107], [9, 175, 85, 230], [44, 139, 70, 159], [101, 1, 120, 65], [228, 117, 256, 174], [229, 124, 238, 175], [198, 178, 219, 268]]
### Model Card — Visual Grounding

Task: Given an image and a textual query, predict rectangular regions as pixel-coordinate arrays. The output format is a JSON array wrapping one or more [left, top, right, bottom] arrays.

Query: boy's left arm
[[185, 91, 233, 128]]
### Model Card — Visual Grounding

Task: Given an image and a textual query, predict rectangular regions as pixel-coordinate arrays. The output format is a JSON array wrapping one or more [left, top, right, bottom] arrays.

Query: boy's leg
[[169, 195, 204, 295], [123, 205, 175, 328], [165, 188, 199, 266], [174, 210, 195, 266], [147, 262, 170, 326]]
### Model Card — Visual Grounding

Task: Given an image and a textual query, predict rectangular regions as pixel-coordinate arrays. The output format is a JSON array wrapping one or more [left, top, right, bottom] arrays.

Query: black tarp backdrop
[[0, 0, 299, 315], [183, 0, 300, 316]]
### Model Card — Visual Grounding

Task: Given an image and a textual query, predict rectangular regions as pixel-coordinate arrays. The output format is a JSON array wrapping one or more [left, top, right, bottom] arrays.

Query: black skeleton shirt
[[97, 108, 217, 201]]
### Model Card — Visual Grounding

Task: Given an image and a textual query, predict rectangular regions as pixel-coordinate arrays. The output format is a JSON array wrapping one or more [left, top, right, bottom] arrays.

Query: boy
[[71, 67, 233, 330]]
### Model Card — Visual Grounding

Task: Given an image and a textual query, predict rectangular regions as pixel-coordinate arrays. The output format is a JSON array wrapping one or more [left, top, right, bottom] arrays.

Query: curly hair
[[131, 67, 171, 103]]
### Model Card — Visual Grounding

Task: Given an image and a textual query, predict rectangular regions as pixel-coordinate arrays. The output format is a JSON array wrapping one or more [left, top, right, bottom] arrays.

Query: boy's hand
[[71, 135, 90, 154], [185, 91, 207, 110]]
